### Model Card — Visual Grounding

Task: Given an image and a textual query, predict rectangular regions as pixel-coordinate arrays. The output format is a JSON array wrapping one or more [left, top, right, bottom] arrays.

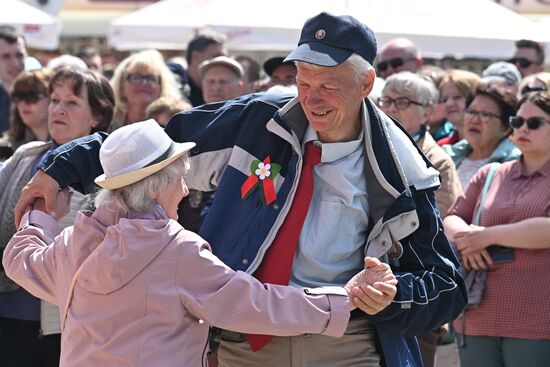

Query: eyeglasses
[[377, 57, 415, 72], [126, 73, 160, 85], [464, 108, 501, 122], [507, 57, 538, 68], [520, 85, 548, 96], [10, 91, 47, 104], [377, 96, 424, 110], [509, 116, 550, 130]]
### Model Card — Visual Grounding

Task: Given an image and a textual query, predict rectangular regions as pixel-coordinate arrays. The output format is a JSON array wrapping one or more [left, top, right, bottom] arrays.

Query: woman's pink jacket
[[3, 202, 350, 366]]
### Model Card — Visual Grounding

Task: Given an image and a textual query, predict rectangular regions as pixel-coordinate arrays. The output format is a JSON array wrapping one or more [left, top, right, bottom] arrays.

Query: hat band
[[145, 141, 176, 167]]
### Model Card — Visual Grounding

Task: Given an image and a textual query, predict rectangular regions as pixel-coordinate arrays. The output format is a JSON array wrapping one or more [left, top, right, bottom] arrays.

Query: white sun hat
[[94, 119, 195, 190]]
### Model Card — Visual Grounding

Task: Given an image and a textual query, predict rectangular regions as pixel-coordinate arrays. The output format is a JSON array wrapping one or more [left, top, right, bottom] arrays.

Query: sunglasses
[[520, 85, 548, 96], [509, 116, 550, 130], [126, 73, 160, 85], [377, 57, 415, 72], [11, 91, 47, 104], [507, 57, 538, 68]]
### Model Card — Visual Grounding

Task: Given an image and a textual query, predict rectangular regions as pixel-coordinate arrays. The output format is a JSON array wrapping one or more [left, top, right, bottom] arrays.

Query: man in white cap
[[199, 56, 245, 103], [16, 12, 466, 367]]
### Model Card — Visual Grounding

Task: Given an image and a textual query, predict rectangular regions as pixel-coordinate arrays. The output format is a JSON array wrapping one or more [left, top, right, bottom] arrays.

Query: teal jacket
[[442, 138, 520, 168]]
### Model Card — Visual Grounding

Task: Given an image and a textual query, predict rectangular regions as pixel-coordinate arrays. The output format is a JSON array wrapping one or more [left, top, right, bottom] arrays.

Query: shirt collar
[[303, 101, 365, 163], [512, 156, 550, 179]]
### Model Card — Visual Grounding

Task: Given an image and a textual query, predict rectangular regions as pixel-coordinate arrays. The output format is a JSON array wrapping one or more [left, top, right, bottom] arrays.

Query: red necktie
[[247, 142, 322, 352]]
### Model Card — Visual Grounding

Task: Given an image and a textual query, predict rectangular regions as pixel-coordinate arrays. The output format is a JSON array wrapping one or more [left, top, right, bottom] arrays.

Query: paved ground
[[435, 342, 460, 367]]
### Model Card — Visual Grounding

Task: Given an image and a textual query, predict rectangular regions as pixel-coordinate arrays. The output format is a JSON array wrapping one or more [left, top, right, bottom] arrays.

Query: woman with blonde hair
[[438, 69, 482, 145], [110, 49, 183, 130]]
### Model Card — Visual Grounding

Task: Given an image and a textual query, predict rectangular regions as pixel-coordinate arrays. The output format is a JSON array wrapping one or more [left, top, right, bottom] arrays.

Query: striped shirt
[[449, 157, 550, 339]]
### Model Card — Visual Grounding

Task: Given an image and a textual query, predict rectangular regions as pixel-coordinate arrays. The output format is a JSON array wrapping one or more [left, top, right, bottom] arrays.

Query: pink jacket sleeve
[[2, 210, 62, 305], [175, 234, 350, 338]]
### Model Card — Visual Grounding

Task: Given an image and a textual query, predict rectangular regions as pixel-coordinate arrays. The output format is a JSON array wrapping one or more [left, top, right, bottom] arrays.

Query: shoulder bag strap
[[473, 163, 501, 225]]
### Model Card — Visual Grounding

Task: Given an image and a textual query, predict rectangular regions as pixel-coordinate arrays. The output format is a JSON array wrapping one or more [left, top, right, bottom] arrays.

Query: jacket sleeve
[[39, 132, 108, 194], [175, 233, 350, 337], [164, 94, 286, 191], [366, 189, 468, 336], [2, 210, 63, 305]]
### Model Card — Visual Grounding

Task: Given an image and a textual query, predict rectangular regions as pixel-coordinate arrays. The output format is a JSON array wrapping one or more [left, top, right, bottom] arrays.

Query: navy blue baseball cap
[[284, 12, 377, 66]]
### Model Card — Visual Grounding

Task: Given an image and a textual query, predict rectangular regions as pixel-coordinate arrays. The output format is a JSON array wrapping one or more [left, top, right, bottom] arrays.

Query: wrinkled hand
[[15, 170, 60, 227], [454, 224, 491, 256], [344, 257, 397, 315], [462, 249, 493, 270], [32, 188, 72, 221]]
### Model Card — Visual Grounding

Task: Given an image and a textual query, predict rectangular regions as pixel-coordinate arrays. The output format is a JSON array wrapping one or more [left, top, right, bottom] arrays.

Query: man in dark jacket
[[15, 13, 466, 367]]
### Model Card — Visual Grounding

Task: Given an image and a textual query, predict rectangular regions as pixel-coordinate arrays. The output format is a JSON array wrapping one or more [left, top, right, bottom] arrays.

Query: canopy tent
[[109, 0, 549, 60], [0, 0, 61, 49]]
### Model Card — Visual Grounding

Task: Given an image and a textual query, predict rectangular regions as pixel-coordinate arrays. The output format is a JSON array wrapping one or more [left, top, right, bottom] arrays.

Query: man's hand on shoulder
[[15, 170, 60, 227]]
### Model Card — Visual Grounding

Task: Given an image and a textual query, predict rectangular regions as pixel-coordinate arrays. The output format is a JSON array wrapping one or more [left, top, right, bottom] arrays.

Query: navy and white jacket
[[40, 93, 467, 367]]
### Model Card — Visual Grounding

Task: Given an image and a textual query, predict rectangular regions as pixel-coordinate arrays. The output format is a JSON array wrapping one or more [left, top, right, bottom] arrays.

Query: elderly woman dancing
[[3, 120, 397, 367]]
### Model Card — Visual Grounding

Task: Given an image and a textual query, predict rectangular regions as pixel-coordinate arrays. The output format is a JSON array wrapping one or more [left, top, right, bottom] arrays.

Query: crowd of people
[[0, 10, 548, 367]]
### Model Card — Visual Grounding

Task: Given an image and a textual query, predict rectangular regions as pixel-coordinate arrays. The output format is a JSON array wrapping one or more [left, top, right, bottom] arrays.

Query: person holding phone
[[443, 91, 550, 367]]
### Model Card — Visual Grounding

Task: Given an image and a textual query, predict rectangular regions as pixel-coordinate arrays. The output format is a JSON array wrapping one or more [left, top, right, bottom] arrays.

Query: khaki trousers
[[218, 316, 381, 367]]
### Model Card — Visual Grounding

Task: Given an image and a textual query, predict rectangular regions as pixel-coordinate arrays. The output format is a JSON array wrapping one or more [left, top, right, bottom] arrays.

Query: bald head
[[377, 38, 422, 79]]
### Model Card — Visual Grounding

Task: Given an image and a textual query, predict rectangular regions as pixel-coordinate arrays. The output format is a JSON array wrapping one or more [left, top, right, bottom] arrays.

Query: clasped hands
[[453, 224, 493, 270], [344, 257, 397, 315]]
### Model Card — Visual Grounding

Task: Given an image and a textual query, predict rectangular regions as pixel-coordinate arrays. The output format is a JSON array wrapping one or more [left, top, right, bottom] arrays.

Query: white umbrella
[[0, 0, 61, 49], [109, 0, 548, 59]]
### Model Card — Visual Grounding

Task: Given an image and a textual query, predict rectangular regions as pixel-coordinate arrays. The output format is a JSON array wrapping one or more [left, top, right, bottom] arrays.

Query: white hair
[[95, 155, 190, 213], [383, 71, 439, 106], [295, 53, 374, 87]]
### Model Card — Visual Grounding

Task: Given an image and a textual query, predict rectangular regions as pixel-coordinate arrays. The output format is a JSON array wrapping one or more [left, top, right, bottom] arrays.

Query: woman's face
[[380, 89, 430, 135], [463, 95, 509, 153], [440, 82, 467, 128], [510, 101, 550, 158], [15, 91, 49, 130], [122, 66, 161, 110], [154, 177, 189, 220], [48, 80, 99, 145]]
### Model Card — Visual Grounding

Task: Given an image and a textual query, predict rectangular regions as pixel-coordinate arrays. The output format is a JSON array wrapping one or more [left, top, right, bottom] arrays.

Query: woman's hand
[[32, 188, 72, 221], [462, 249, 493, 270], [345, 257, 397, 314], [454, 224, 492, 256]]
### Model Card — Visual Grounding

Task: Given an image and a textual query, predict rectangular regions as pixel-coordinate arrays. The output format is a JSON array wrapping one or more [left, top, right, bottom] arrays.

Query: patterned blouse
[[449, 157, 550, 339]]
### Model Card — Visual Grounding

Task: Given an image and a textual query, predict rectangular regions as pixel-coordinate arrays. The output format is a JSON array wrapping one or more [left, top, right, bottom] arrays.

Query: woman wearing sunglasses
[[443, 91, 550, 367], [442, 87, 520, 189], [109, 49, 183, 131], [0, 68, 53, 156]]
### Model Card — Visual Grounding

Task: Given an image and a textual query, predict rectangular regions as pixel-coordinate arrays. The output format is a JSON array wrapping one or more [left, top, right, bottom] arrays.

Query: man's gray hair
[[95, 155, 190, 213], [296, 53, 374, 86], [383, 71, 439, 106]]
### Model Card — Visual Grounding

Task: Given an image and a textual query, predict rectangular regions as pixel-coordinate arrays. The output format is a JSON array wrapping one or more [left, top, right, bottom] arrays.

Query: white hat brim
[[94, 142, 196, 190]]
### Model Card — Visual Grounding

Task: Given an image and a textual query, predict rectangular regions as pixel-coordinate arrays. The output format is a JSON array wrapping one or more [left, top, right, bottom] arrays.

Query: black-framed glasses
[[377, 96, 424, 110], [10, 91, 47, 104], [520, 85, 548, 96], [507, 57, 538, 68], [126, 73, 160, 85], [509, 116, 550, 130], [464, 108, 501, 123], [377, 57, 415, 72]]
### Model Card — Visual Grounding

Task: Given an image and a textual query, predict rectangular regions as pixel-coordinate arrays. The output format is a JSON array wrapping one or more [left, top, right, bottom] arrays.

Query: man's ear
[[361, 69, 376, 98]]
